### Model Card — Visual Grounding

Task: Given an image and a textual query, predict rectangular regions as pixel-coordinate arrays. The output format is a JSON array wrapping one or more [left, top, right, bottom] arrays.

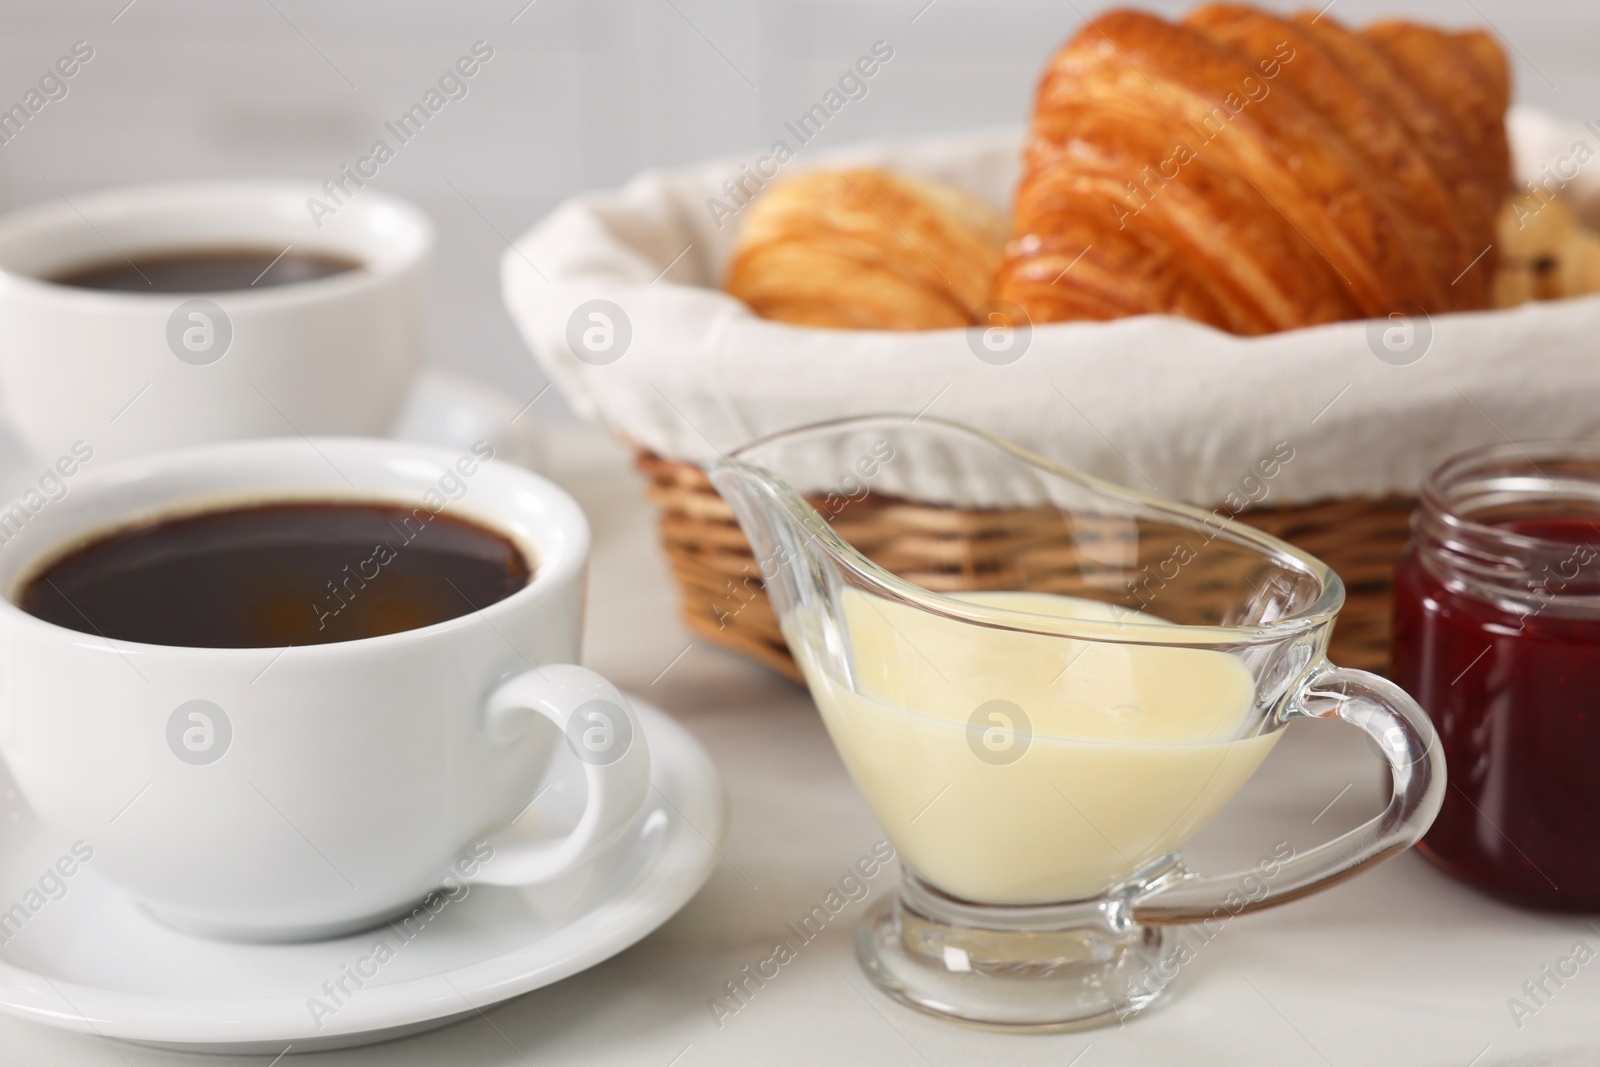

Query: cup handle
[[1126, 664, 1445, 925], [464, 663, 652, 886]]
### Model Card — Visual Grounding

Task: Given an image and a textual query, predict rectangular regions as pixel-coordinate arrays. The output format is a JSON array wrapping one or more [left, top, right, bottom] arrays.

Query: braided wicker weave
[[636, 449, 1413, 681]]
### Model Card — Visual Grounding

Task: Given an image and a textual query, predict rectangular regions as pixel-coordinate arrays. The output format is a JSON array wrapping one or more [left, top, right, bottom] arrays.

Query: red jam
[[1392, 455, 1600, 910]]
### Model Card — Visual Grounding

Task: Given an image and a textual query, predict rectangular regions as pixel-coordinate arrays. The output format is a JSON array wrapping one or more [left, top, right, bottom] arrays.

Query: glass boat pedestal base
[[857, 870, 1181, 1032]]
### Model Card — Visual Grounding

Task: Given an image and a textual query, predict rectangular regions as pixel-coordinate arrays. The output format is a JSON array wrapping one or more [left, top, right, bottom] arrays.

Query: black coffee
[[18, 502, 532, 648], [49, 248, 362, 293]]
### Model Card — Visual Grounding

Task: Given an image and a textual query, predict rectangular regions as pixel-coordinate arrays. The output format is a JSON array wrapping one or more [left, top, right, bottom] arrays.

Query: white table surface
[[3, 421, 1598, 1067]]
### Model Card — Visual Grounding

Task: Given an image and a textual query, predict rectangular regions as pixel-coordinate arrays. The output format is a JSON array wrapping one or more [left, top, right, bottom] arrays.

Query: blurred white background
[[0, 0, 1594, 419]]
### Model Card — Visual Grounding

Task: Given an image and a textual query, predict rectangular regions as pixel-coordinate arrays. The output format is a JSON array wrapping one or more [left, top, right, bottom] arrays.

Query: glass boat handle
[[1126, 665, 1445, 925]]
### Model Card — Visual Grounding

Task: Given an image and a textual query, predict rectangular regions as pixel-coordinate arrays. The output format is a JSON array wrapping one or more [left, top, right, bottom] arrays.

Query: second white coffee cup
[[0, 181, 431, 465]]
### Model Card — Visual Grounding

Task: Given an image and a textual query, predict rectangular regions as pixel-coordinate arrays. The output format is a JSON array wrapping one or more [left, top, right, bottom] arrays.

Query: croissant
[[993, 6, 1511, 334], [724, 169, 1007, 330]]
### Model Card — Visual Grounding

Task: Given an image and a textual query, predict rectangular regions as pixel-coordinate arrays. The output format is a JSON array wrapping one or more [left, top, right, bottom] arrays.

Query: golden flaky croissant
[[723, 169, 1007, 330], [994, 6, 1512, 335]]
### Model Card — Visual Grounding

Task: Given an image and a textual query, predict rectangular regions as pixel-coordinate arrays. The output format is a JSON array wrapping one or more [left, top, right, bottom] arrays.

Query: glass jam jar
[[1392, 442, 1600, 910]]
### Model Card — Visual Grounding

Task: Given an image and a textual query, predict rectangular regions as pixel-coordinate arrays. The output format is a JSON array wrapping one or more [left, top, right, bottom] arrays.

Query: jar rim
[[1416, 440, 1600, 611], [1422, 441, 1600, 534]]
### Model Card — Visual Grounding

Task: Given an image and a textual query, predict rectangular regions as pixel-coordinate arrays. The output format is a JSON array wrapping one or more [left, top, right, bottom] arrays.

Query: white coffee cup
[[0, 181, 431, 465], [0, 437, 650, 942]]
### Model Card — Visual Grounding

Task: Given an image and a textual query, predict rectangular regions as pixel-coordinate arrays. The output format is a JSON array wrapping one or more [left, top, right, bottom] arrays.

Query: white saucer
[[0, 696, 723, 1054]]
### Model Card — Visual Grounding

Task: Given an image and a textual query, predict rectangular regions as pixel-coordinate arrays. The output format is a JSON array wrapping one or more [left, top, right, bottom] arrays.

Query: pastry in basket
[[1493, 190, 1600, 307], [722, 169, 1007, 330], [993, 5, 1512, 335]]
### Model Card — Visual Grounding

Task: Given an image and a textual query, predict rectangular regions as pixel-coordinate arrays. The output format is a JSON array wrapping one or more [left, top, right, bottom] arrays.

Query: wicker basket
[[636, 448, 1414, 681]]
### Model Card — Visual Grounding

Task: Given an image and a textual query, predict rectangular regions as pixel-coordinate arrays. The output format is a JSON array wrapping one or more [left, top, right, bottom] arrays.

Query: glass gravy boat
[[711, 416, 1443, 1031]]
